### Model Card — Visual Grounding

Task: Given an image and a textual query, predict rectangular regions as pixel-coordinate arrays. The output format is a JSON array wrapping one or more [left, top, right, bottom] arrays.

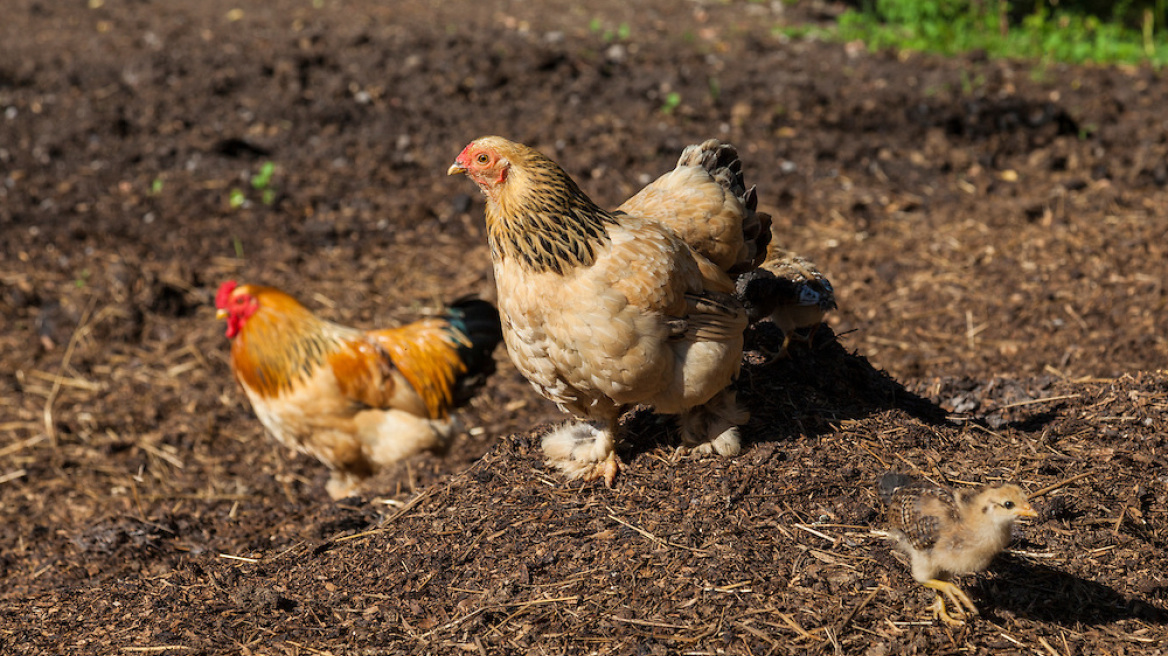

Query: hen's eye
[[1002, 501, 1015, 509], [476, 153, 489, 164]]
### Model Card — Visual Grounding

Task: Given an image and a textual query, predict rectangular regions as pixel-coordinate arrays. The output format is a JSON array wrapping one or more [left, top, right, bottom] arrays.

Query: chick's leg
[[757, 331, 795, 364], [541, 420, 623, 487], [923, 579, 977, 626], [761, 323, 825, 363], [679, 389, 748, 457]]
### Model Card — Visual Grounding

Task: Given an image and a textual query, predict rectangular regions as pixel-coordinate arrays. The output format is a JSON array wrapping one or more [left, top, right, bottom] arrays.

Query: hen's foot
[[542, 421, 621, 485]]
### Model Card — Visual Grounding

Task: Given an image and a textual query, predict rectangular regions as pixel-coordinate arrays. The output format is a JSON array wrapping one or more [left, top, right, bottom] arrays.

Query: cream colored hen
[[448, 137, 769, 484]]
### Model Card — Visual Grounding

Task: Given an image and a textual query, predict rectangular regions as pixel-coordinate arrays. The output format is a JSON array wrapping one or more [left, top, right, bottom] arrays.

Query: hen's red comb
[[215, 280, 238, 309]]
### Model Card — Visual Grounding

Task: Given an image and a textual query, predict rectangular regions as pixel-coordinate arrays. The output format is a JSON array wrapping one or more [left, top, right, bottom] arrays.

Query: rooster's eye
[[476, 153, 489, 164]]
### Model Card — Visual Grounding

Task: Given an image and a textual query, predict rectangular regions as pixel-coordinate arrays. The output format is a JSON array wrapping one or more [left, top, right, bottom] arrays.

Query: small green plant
[[150, 178, 163, 195], [233, 237, 245, 259], [229, 161, 277, 209], [74, 269, 90, 289], [589, 18, 629, 42], [958, 69, 985, 95], [660, 91, 682, 114], [251, 161, 277, 205]]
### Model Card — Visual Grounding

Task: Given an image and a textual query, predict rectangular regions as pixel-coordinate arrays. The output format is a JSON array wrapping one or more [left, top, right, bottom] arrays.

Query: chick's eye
[[1002, 501, 1015, 509]]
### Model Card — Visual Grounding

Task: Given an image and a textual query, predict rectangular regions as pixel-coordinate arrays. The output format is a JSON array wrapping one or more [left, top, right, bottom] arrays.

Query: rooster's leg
[[326, 470, 362, 501], [923, 579, 977, 626]]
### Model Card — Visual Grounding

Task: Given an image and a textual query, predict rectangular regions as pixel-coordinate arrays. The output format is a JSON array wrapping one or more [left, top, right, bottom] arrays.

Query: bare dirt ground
[[2, 1, 1167, 654]]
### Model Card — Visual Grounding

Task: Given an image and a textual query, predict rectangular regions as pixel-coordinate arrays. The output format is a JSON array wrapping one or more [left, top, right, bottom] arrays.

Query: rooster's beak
[[447, 162, 467, 176], [216, 309, 228, 320]]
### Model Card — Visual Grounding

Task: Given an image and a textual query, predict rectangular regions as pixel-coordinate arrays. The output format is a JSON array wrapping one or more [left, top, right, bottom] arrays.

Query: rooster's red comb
[[215, 280, 239, 309]]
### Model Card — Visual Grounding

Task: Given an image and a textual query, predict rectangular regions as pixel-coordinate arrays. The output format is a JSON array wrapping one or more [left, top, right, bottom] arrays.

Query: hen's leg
[[678, 389, 748, 457], [542, 420, 623, 486]]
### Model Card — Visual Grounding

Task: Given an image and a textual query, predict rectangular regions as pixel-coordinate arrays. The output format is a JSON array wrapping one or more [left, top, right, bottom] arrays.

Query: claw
[[582, 450, 622, 487], [930, 595, 966, 626], [757, 333, 793, 364], [924, 579, 977, 626]]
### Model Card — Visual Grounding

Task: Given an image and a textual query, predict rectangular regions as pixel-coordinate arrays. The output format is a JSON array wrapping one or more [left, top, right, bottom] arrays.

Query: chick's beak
[[216, 309, 228, 320], [447, 162, 467, 176], [1017, 504, 1039, 518]]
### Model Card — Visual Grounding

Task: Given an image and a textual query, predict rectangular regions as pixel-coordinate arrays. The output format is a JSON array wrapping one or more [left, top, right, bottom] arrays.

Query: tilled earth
[[1, 1, 1166, 654]]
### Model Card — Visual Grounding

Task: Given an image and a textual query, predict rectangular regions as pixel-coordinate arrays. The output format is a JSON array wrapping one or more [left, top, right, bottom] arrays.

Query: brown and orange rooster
[[215, 281, 502, 499], [448, 136, 769, 485]]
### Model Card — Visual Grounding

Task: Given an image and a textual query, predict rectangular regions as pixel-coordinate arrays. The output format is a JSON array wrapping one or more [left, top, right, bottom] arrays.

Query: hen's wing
[[617, 140, 770, 274], [496, 214, 744, 418]]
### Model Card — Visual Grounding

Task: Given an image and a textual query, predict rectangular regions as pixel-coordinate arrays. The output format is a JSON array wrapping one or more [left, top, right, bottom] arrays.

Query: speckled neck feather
[[485, 148, 614, 275], [231, 293, 349, 397]]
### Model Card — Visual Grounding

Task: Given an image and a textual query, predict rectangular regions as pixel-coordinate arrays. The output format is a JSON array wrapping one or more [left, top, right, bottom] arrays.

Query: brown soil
[[2, 1, 1166, 654]]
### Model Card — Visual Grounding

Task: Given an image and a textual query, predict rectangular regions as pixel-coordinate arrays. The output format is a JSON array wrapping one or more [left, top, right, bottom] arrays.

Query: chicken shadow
[[619, 324, 951, 458], [740, 324, 952, 436], [976, 554, 1168, 626]]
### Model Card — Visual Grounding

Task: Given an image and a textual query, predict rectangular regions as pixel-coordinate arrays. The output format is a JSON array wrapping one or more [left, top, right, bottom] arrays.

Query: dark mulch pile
[[2, 1, 1165, 653]]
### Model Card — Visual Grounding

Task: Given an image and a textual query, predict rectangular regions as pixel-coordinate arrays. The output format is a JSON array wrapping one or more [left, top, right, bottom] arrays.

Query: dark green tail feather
[[443, 296, 504, 405]]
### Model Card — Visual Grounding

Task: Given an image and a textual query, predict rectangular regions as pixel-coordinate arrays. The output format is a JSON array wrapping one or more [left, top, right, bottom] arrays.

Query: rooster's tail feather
[[443, 297, 504, 405]]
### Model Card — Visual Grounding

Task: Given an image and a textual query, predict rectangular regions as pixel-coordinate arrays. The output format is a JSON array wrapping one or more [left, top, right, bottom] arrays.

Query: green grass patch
[[829, 0, 1168, 67]]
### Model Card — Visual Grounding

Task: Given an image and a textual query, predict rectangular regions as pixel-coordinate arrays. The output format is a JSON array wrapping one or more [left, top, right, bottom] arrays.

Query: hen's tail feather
[[443, 297, 504, 405], [678, 139, 772, 273]]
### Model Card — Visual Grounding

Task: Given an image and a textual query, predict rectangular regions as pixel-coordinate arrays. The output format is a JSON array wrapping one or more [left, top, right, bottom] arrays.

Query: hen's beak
[[447, 162, 467, 176], [216, 309, 228, 320]]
